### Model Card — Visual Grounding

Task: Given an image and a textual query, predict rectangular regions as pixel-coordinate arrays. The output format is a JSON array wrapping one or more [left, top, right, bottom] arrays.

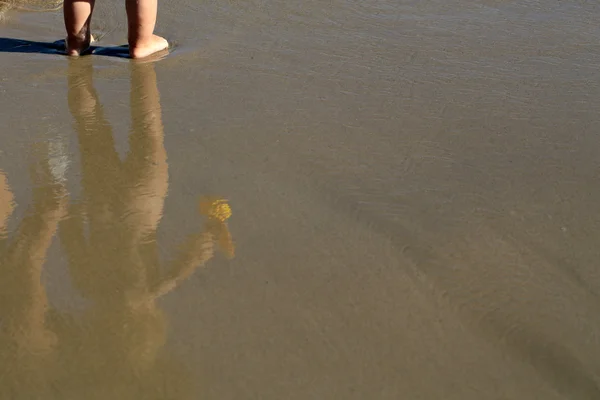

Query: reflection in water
[[0, 170, 13, 238], [0, 147, 67, 398], [0, 60, 233, 399]]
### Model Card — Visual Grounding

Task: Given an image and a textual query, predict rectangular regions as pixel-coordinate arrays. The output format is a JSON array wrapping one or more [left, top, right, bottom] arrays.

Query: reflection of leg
[[123, 63, 168, 236], [64, 0, 95, 56], [67, 59, 122, 207], [0, 171, 14, 235], [67, 59, 97, 117]]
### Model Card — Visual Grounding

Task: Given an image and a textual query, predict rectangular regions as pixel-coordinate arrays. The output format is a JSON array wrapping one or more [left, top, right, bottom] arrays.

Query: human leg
[[125, 0, 168, 59], [63, 0, 95, 56]]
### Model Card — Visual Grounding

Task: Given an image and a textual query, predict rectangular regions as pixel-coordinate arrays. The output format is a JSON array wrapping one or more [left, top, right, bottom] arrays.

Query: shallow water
[[1, 1, 600, 398]]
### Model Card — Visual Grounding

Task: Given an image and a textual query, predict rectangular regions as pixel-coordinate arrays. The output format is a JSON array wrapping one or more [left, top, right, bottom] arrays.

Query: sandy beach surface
[[1, 1, 600, 398]]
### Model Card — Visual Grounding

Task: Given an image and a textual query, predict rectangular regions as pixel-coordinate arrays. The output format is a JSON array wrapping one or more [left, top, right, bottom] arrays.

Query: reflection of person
[[0, 154, 66, 398], [53, 59, 233, 398], [64, 0, 168, 58], [0, 60, 233, 399]]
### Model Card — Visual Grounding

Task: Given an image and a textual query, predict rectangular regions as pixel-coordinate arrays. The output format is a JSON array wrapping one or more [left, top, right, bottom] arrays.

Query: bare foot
[[129, 34, 169, 59], [66, 32, 94, 56]]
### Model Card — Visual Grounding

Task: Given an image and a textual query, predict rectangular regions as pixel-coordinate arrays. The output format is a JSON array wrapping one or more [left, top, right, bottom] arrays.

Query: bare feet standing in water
[[63, 0, 169, 58]]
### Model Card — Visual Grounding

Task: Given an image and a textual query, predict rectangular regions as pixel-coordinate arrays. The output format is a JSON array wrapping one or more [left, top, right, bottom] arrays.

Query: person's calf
[[63, 0, 95, 56]]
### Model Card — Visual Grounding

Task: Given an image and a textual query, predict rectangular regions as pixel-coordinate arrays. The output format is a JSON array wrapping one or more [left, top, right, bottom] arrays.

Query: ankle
[[67, 29, 91, 46], [128, 43, 148, 59]]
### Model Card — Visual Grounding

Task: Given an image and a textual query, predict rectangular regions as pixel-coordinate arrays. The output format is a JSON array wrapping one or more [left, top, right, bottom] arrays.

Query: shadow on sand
[[0, 37, 130, 57]]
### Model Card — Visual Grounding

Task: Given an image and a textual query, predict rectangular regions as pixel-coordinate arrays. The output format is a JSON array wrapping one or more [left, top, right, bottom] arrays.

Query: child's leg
[[63, 0, 95, 56], [126, 0, 168, 59]]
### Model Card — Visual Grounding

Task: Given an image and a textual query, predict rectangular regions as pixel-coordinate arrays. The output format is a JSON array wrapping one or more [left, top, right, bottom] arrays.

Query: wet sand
[[1, 1, 600, 398]]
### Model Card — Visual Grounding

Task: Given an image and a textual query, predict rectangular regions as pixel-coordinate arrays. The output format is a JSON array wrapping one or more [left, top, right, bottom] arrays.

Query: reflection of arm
[[123, 63, 168, 239], [149, 232, 215, 300], [148, 199, 235, 300]]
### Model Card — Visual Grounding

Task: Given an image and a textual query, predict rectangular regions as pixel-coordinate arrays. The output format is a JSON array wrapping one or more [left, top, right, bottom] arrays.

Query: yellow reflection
[[0, 59, 233, 399]]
